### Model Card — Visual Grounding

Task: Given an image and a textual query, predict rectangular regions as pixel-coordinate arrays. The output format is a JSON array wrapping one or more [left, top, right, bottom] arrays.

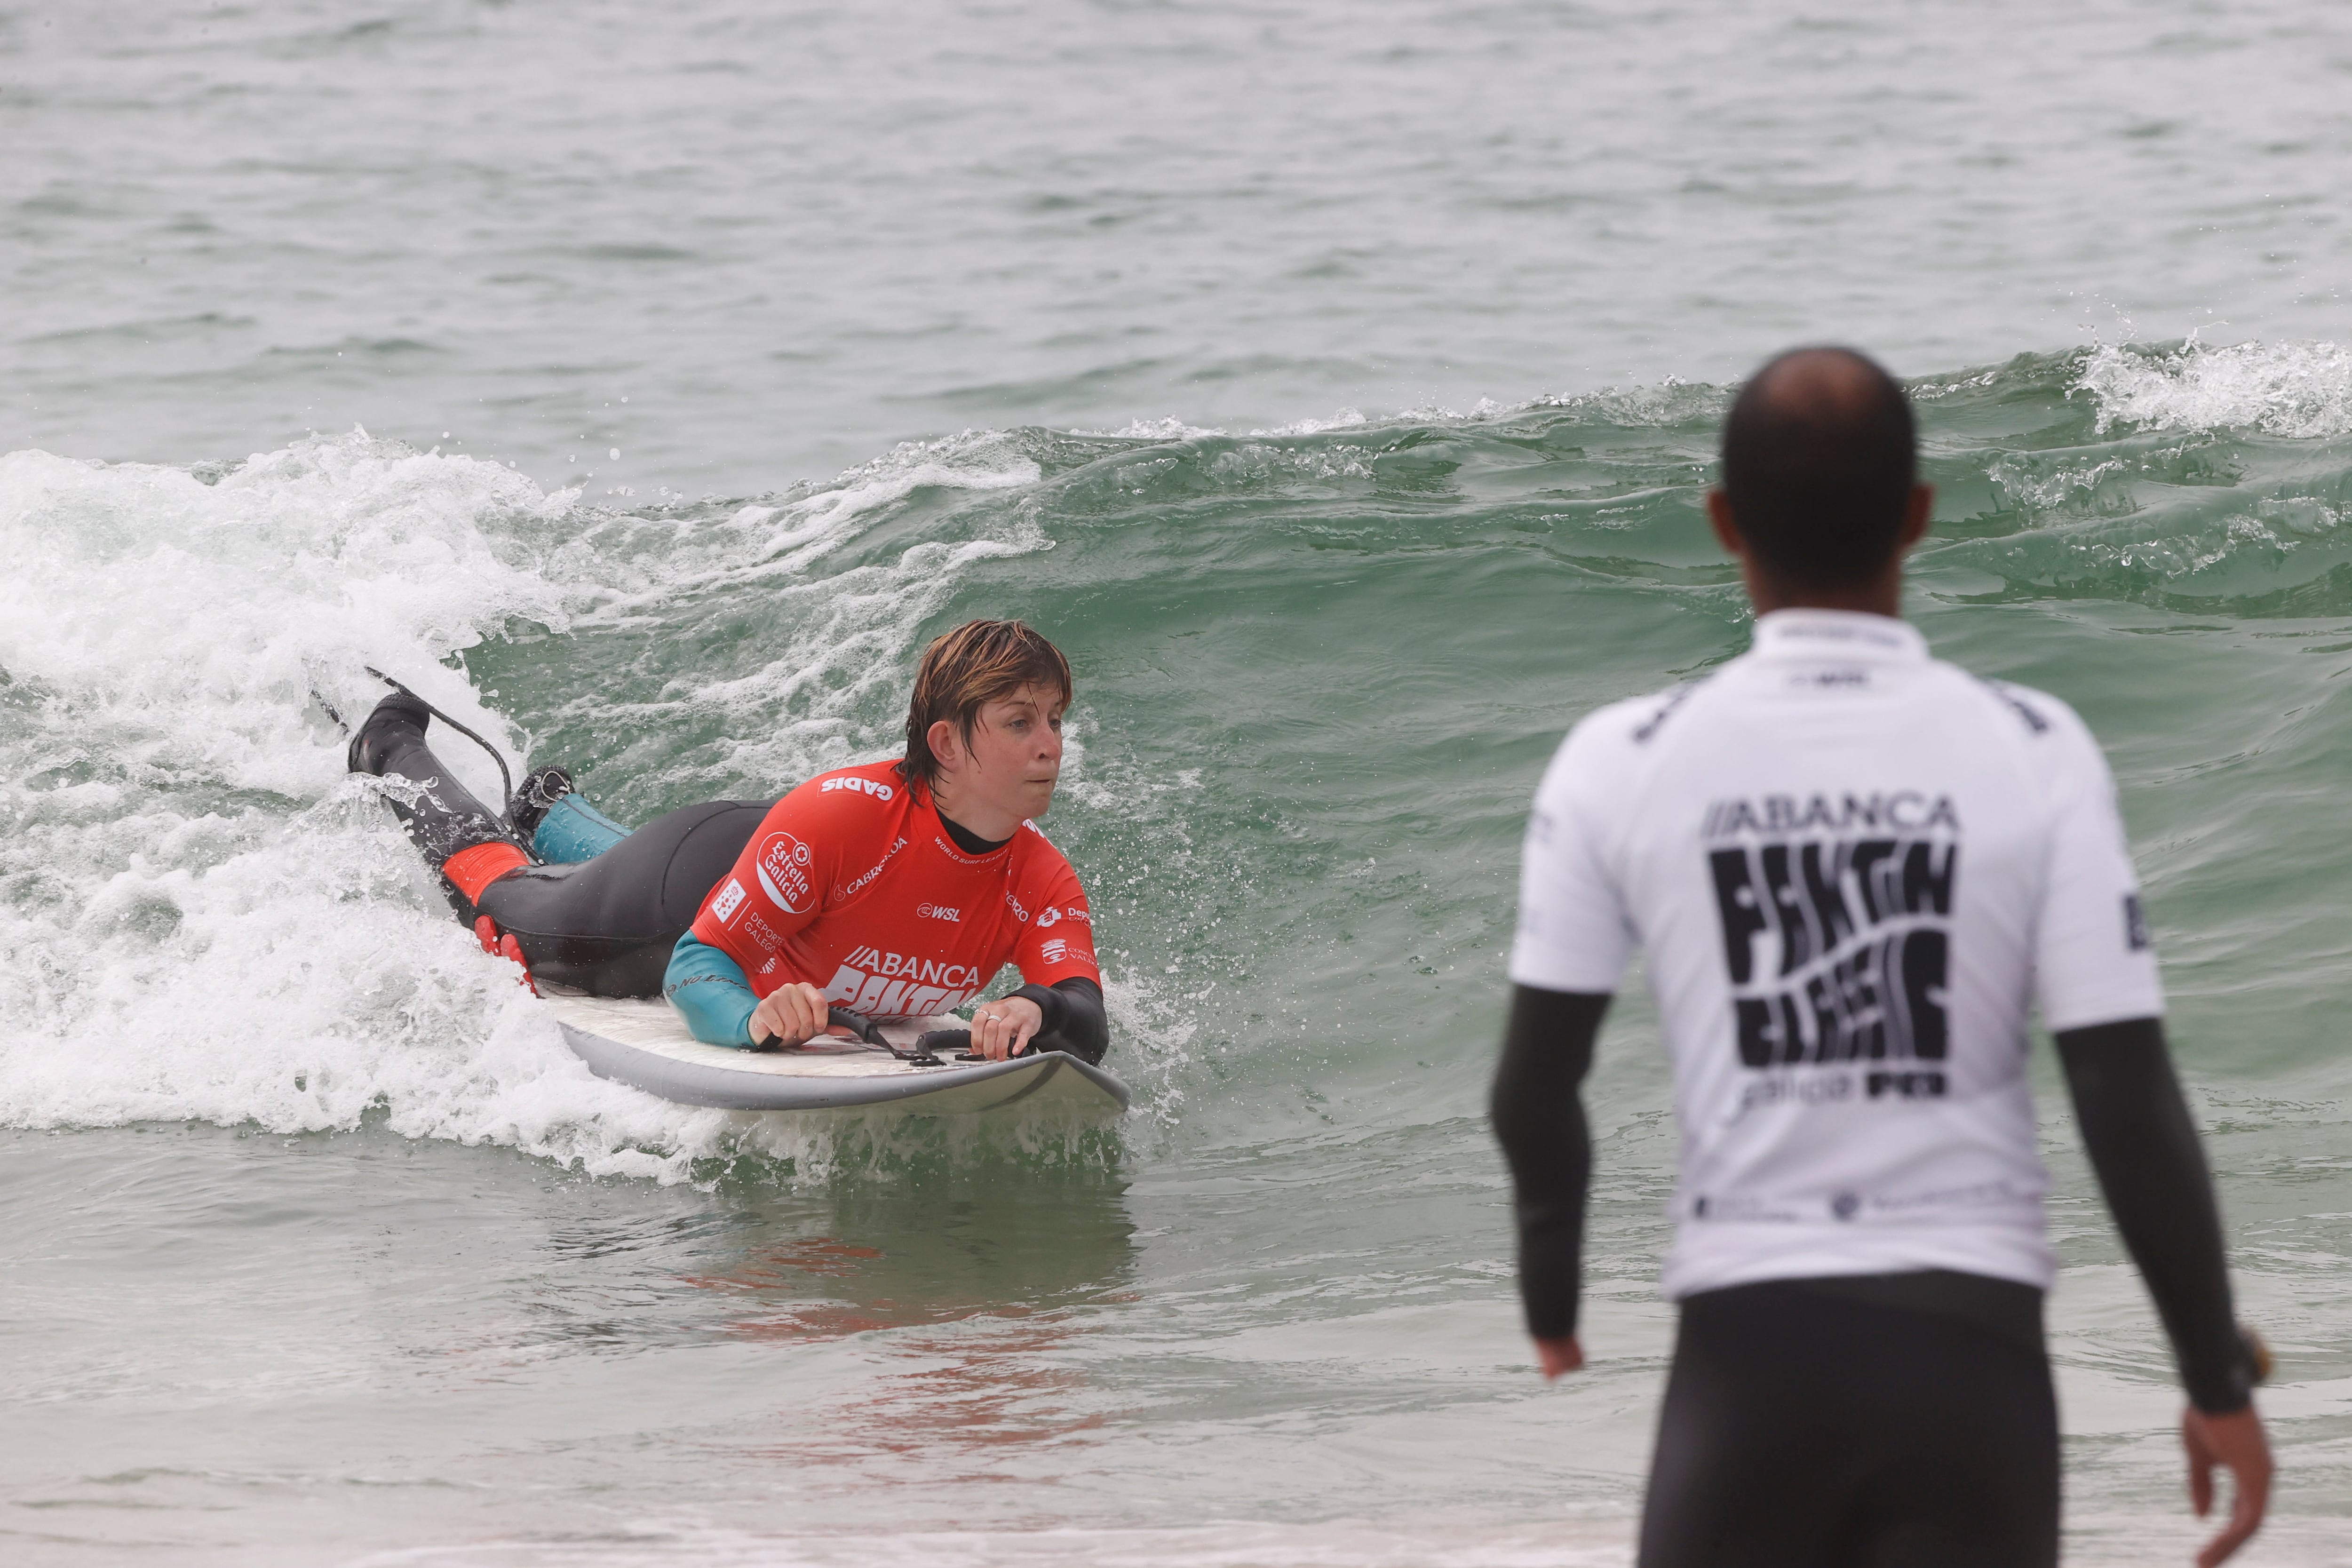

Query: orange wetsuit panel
[[443, 841, 530, 902]]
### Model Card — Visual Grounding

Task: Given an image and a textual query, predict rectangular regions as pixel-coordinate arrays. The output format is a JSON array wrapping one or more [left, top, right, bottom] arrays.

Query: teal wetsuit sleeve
[[663, 933, 760, 1048]]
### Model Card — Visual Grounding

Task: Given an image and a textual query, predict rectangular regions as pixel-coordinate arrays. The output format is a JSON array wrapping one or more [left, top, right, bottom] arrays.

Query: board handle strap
[[748, 1006, 941, 1067]]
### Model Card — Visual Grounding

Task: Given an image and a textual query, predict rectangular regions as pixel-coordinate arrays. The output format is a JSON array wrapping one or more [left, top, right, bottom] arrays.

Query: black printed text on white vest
[[1705, 792, 1958, 1101]]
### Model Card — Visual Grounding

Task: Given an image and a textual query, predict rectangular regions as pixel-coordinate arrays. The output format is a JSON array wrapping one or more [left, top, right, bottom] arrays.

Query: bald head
[[1720, 347, 1918, 591]]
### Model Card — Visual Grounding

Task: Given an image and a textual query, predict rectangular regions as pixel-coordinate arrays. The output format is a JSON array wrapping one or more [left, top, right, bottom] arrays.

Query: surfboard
[[543, 995, 1132, 1116]]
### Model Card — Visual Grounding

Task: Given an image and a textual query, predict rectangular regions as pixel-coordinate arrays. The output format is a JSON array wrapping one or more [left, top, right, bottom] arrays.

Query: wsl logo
[[1705, 793, 1959, 1101]]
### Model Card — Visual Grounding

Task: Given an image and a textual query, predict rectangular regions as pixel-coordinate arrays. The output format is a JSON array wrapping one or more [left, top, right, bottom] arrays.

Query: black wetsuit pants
[[363, 703, 767, 999], [473, 802, 766, 998], [1637, 1278, 2059, 1568]]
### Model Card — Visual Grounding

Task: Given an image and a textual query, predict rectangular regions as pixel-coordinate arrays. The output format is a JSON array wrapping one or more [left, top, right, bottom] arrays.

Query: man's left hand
[[2184, 1403, 2272, 1566], [970, 996, 1044, 1060]]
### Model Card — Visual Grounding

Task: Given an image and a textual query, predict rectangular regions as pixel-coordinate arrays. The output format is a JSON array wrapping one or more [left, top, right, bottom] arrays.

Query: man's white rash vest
[[1509, 608, 2163, 1299]]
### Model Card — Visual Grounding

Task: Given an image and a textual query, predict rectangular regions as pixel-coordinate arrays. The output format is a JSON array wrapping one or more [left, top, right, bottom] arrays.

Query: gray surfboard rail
[[553, 1009, 1132, 1115]]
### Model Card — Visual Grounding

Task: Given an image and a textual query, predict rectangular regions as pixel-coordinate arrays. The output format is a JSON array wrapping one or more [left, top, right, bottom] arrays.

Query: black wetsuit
[[1492, 987, 2256, 1568], [1640, 1271, 2058, 1567], [352, 689, 771, 995], [469, 801, 771, 997]]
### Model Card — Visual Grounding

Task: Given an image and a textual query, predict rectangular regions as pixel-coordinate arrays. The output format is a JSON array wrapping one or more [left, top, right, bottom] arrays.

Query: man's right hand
[[749, 982, 834, 1048], [1533, 1335, 1585, 1379], [2184, 1403, 2272, 1566]]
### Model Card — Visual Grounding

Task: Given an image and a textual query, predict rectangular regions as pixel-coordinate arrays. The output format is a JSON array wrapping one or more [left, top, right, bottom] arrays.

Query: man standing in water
[[1491, 348, 2272, 1566]]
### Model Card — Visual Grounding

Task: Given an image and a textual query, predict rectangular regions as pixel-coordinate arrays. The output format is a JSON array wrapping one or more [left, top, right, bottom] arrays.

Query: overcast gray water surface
[[8, 3, 2352, 1565]]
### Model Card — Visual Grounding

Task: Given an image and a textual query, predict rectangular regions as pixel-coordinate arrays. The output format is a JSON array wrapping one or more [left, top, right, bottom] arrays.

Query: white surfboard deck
[[543, 995, 1131, 1116]]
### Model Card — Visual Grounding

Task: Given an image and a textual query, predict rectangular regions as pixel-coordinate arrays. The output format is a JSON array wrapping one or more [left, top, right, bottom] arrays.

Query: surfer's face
[[939, 683, 1066, 826]]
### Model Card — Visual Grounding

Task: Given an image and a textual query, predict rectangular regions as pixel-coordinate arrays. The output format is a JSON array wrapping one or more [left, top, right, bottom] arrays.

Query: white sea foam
[[1070, 416, 1229, 442], [0, 430, 1068, 1180], [1249, 407, 1367, 437], [2077, 338, 2352, 439]]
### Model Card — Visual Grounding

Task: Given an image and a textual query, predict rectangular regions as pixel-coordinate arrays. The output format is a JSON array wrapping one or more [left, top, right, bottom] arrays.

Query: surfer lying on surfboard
[[346, 620, 1108, 1064]]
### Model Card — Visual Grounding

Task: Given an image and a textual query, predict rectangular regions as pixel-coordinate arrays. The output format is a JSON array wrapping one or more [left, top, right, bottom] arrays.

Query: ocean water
[[6, 3, 2352, 1565]]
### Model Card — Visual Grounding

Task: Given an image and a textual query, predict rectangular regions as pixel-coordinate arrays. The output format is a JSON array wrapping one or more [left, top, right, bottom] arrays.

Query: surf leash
[[362, 666, 515, 811]]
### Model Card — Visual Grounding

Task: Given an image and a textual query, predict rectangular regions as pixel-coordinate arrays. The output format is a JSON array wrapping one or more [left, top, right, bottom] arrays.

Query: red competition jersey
[[688, 760, 1100, 1018]]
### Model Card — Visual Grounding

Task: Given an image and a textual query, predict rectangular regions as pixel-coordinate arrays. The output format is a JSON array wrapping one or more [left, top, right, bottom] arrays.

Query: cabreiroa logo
[[755, 830, 814, 913]]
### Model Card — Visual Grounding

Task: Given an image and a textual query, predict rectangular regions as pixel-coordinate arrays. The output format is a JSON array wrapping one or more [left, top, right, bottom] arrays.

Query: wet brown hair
[[898, 620, 1073, 793]]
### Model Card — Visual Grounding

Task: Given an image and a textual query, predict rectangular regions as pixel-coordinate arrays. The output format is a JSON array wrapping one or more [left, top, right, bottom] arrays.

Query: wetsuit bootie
[[347, 690, 530, 915], [348, 690, 434, 778], [506, 765, 575, 840]]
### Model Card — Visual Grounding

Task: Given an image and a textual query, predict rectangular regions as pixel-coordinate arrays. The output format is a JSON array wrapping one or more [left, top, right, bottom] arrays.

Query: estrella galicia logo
[[1706, 793, 1959, 1100], [755, 829, 815, 914]]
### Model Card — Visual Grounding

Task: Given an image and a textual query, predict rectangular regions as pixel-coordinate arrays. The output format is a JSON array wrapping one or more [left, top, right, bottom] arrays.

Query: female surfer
[[346, 620, 1107, 1064]]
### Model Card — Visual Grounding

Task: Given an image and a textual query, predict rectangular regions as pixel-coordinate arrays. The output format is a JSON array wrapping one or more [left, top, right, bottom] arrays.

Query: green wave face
[[7, 338, 2352, 1555], [453, 341, 2352, 1106]]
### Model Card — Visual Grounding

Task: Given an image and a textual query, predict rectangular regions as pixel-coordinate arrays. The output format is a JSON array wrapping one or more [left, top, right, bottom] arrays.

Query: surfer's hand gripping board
[[968, 995, 1045, 1060], [749, 982, 841, 1048], [751, 986, 1044, 1059]]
